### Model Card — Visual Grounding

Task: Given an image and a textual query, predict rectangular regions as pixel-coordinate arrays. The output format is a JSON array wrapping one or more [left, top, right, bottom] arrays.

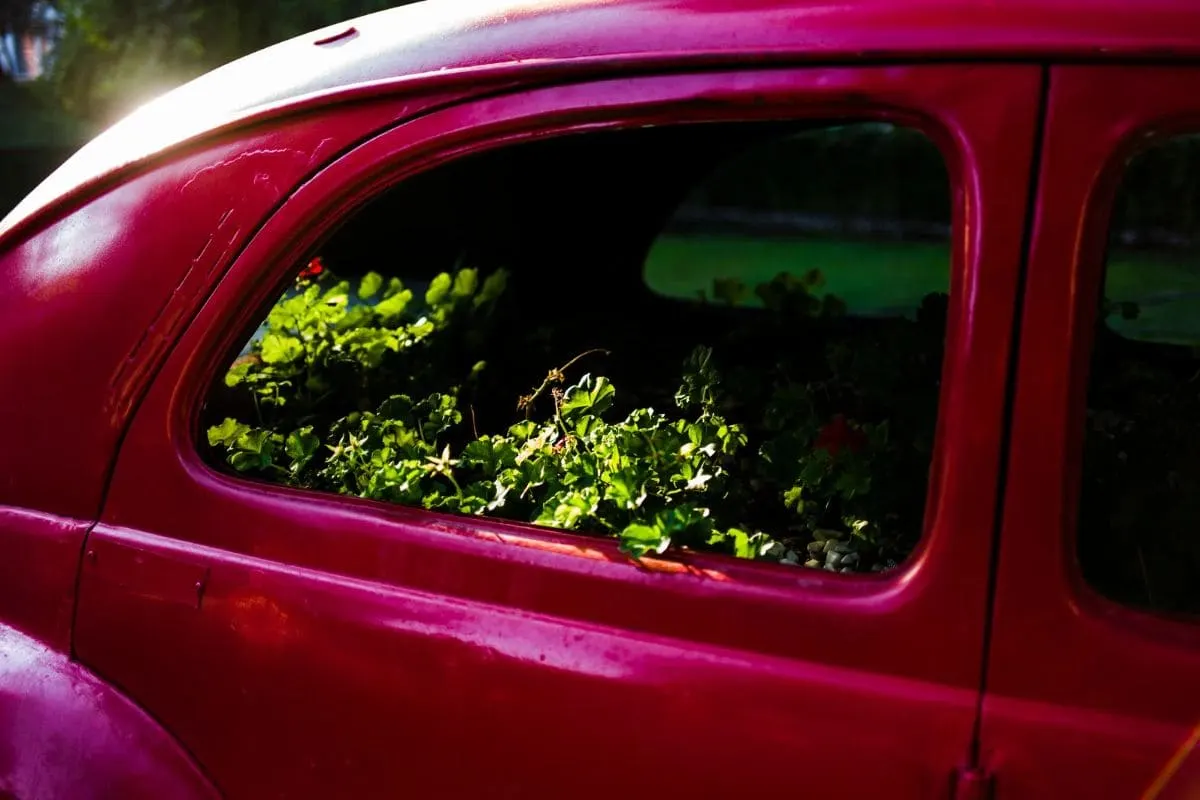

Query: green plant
[[207, 259, 942, 570]]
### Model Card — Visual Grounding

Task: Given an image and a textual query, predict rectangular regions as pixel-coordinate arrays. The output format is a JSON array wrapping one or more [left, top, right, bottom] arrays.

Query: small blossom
[[298, 257, 326, 280]]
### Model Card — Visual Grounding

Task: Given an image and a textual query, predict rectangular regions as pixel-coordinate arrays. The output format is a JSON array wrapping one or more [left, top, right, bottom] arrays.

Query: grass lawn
[[646, 235, 1200, 346]]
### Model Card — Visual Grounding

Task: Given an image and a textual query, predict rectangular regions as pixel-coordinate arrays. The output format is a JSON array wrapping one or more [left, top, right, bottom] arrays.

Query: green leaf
[[660, 505, 711, 536], [536, 488, 599, 530], [380, 277, 403, 297], [451, 268, 478, 299], [285, 427, 320, 467], [425, 273, 452, 306], [508, 420, 538, 440], [415, 393, 462, 438], [675, 346, 720, 412], [620, 523, 670, 558], [224, 359, 253, 387], [717, 422, 748, 455], [575, 415, 599, 438], [729, 528, 754, 559], [358, 272, 384, 300], [559, 375, 615, 427], [238, 429, 274, 455], [377, 394, 415, 420], [461, 436, 517, 475], [454, 481, 493, 515], [208, 418, 250, 447], [783, 485, 806, 513], [323, 280, 351, 300], [260, 334, 303, 365], [230, 451, 264, 472], [603, 469, 646, 510], [407, 317, 435, 340], [475, 270, 509, 307]]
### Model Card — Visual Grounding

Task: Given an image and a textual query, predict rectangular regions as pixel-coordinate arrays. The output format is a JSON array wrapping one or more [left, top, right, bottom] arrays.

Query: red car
[[3, 1, 1200, 797]]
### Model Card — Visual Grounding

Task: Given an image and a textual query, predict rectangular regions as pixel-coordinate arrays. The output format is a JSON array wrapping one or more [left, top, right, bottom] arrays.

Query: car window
[[202, 121, 951, 575], [1080, 133, 1200, 615]]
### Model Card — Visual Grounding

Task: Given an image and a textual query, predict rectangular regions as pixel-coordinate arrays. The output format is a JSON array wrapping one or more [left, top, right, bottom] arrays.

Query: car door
[[76, 64, 1040, 799], [979, 65, 1200, 799]]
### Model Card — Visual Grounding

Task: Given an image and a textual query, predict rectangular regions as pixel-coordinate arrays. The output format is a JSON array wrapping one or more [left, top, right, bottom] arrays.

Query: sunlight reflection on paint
[[447, 522, 735, 580], [381, 612, 637, 681], [15, 193, 136, 298]]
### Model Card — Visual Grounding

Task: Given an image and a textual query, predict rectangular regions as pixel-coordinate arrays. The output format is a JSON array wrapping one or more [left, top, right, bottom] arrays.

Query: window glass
[[1081, 133, 1200, 614], [644, 123, 951, 317], [203, 121, 951, 575]]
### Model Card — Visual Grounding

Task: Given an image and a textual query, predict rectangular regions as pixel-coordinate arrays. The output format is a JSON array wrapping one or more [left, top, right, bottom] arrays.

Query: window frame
[[981, 67, 1200, 799], [102, 64, 1040, 684], [208, 117, 957, 575], [190, 75, 965, 586], [1009, 73, 1200, 631]]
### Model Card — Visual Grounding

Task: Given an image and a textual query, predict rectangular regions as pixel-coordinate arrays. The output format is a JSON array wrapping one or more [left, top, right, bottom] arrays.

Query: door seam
[[968, 63, 1053, 769]]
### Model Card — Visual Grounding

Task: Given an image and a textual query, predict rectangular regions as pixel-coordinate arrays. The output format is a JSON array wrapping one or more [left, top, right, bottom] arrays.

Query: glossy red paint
[[0, 624, 218, 800], [0, 93, 475, 521], [980, 65, 1200, 800], [0, 508, 85, 652], [0, 1, 1198, 797], [81, 64, 1038, 798]]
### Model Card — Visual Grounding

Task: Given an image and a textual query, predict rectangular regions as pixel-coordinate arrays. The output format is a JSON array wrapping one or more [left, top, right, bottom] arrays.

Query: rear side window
[[1080, 133, 1200, 615], [202, 121, 951, 576]]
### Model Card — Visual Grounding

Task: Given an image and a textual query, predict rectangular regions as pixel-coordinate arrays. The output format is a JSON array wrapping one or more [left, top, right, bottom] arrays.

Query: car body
[[2, 0, 1200, 797]]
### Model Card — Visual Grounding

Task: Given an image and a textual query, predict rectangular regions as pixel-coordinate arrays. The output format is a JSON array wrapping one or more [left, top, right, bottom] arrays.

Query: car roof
[[3, 0, 1200, 247]]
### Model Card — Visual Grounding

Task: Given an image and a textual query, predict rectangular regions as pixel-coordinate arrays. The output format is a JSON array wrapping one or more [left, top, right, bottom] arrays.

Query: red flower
[[814, 414, 867, 457], [298, 257, 325, 280]]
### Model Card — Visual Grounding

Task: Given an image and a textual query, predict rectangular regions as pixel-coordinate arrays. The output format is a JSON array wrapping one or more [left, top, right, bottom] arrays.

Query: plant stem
[[518, 348, 609, 417]]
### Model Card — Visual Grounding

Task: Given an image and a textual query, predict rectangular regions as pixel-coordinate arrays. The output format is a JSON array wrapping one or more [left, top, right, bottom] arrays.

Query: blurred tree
[[49, 0, 407, 124]]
